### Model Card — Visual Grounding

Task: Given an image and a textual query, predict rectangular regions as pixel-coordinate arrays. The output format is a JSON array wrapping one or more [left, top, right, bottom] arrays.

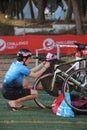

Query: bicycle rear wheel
[[33, 73, 65, 109], [63, 68, 87, 113]]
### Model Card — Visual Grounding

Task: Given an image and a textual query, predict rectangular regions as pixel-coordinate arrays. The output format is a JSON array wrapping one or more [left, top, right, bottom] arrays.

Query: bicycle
[[33, 42, 87, 113]]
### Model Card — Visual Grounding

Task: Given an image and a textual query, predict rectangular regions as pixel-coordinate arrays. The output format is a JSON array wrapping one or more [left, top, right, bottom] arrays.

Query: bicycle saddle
[[74, 42, 87, 51]]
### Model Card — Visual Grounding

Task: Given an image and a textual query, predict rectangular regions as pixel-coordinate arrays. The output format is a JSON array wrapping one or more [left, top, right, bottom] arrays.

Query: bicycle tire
[[33, 73, 65, 109], [63, 68, 87, 113]]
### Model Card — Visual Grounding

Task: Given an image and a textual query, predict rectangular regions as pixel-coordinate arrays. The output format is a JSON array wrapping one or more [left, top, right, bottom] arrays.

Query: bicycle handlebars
[[34, 56, 58, 64], [74, 42, 87, 52], [34, 56, 66, 65], [33, 42, 87, 65]]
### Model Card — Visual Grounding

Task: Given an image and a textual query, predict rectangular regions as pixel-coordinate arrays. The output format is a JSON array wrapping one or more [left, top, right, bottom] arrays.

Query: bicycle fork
[[51, 69, 61, 91]]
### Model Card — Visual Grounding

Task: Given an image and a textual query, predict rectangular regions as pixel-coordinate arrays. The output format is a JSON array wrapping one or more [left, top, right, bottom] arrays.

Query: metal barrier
[[35, 44, 77, 65], [35, 44, 59, 65]]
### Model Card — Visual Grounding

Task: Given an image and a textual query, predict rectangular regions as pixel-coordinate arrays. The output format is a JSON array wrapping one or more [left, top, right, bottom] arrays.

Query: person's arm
[[31, 62, 45, 72], [29, 62, 50, 78]]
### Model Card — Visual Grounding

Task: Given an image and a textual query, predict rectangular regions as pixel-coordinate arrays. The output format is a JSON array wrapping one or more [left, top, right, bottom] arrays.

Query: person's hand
[[44, 62, 50, 69], [41, 61, 46, 66]]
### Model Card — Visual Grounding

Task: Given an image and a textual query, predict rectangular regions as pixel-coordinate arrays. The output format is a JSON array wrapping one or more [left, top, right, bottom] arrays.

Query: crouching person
[[2, 49, 50, 112]]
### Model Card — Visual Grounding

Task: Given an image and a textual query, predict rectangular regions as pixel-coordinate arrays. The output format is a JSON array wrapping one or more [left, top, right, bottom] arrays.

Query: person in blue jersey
[[2, 49, 50, 112]]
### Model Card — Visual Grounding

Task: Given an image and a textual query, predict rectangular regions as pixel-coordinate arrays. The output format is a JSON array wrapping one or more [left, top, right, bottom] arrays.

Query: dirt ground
[[0, 13, 87, 36], [0, 13, 57, 36]]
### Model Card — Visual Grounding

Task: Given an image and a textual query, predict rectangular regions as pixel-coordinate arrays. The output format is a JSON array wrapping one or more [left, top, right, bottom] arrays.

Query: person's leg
[[23, 77, 32, 89], [6, 78, 38, 111], [12, 89, 38, 103], [22, 78, 29, 88], [8, 89, 38, 110]]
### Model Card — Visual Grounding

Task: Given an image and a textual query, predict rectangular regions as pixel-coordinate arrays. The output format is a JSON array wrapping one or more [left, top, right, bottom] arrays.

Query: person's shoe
[[19, 105, 29, 109], [7, 103, 18, 112]]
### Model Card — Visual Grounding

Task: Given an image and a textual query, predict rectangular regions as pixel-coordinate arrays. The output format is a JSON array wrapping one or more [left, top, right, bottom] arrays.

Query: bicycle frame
[[51, 57, 87, 91], [33, 42, 87, 110]]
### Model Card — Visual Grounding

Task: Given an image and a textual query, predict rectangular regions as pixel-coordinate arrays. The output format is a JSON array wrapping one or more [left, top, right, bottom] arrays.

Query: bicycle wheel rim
[[63, 68, 87, 113], [33, 73, 55, 109], [33, 73, 65, 109]]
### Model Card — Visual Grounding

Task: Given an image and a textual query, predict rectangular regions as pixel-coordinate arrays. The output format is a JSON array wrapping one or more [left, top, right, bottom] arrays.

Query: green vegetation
[[0, 93, 87, 130]]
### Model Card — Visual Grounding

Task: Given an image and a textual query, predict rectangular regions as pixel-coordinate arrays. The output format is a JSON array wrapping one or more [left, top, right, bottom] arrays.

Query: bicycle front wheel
[[33, 73, 65, 109], [63, 68, 87, 113]]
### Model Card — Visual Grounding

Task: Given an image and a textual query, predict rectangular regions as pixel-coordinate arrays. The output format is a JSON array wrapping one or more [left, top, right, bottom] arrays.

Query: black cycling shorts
[[2, 83, 31, 100]]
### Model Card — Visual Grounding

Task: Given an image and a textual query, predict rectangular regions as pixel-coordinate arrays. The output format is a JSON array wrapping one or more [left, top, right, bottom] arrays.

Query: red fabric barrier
[[0, 34, 87, 54]]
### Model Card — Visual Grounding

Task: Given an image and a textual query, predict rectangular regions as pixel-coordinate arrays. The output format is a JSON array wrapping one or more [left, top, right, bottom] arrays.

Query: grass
[[0, 93, 87, 130], [0, 55, 87, 130]]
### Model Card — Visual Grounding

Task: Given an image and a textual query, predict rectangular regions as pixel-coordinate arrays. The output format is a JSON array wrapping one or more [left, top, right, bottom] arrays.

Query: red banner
[[0, 34, 87, 54]]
